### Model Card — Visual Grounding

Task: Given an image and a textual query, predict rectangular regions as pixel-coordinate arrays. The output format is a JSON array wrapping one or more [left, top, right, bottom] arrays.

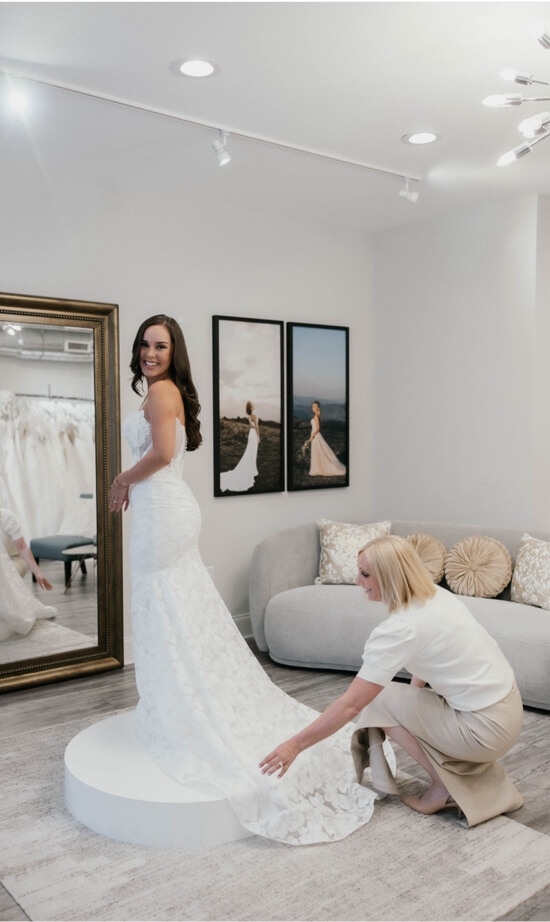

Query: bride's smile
[[140, 324, 173, 384]]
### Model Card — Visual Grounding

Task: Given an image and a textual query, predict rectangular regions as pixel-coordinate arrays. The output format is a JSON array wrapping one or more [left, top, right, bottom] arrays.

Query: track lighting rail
[[0, 68, 422, 185]]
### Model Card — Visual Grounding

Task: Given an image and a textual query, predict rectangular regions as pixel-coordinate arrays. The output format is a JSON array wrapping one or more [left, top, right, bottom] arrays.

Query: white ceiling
[[1, 1, 550, 233]]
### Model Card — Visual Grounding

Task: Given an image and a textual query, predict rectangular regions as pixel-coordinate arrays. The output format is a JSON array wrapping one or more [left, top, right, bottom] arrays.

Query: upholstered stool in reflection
[[61, 543, 98, 591], [30, 534, 95, 588]]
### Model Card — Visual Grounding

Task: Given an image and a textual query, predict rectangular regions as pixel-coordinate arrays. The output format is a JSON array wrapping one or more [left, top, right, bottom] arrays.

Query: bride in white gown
[[0, 507, 57, 641], [109, 315, 384, 845], [220, 401, 259, 493]]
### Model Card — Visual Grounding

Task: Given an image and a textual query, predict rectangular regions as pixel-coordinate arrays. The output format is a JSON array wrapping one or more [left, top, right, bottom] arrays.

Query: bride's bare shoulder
[[144, 380, 182, 416]]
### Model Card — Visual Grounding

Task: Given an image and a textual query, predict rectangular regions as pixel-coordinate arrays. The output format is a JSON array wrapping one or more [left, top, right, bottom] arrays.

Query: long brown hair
[[130, 314, 202, 452]]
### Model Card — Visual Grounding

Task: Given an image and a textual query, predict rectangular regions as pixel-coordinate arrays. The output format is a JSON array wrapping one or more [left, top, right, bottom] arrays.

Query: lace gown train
[[124, 410, 382, 845]]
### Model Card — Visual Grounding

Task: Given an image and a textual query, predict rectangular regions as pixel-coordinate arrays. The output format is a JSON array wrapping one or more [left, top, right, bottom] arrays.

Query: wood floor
[[1, 641, 549, 921]]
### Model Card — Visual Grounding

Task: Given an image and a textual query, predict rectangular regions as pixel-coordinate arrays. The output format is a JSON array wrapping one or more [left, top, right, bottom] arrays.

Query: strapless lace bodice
[[123, 410, 186, 479]]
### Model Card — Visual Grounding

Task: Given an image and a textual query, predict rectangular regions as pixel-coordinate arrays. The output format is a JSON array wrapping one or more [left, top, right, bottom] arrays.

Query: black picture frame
[[213, 316, 284, 497], [287, 322, 349, 491]]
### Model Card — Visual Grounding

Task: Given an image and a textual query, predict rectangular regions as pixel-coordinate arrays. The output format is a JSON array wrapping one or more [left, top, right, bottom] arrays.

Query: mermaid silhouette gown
[[220, 423, 258, 493], [123, 410, 382, 844], [309, 420, 346, 476]]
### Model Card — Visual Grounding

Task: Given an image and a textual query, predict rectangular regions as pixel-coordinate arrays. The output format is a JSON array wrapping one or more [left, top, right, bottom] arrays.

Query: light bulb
[[500, 69, 533, 85], [519, 112, 550, 138], [483, 94, 523, 107], [497, 143, 531, 166]]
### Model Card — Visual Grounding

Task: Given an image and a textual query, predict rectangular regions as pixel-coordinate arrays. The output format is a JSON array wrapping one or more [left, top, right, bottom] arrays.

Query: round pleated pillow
[[405, 533, 446, 583], [445, 535, 512, 598]]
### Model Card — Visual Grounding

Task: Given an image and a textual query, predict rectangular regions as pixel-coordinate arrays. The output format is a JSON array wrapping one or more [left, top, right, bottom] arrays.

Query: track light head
[[398, 178, 419, 203], [212, 130, 231, 166], [538, 30, 550, 49], [1, 322, 22, 336]]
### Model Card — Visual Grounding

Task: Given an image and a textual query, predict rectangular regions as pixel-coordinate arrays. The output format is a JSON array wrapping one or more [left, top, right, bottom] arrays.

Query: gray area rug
[[0, 620, 96, 664], [2, 713, 550, 922]]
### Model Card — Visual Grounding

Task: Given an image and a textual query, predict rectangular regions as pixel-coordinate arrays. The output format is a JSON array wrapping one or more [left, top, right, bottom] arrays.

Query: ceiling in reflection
[[0, 323, 93, 363]]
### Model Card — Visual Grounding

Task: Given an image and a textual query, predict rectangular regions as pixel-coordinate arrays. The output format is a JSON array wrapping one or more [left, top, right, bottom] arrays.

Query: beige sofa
[[249, 520, 550, 710]]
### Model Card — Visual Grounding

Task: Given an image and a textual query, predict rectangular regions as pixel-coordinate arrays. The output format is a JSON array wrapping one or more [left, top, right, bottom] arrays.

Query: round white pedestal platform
[[64, 711, 252, 848]]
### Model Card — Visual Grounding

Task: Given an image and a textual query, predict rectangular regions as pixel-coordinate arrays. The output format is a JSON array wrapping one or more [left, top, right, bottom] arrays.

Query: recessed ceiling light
[[173, 58, 219, 78], [402, 132, 440, 145]]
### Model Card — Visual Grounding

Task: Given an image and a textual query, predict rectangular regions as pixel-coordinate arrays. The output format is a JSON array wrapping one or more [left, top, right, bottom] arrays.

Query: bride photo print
[[287, 322, 349, 491], [212, 316, 284, 497]]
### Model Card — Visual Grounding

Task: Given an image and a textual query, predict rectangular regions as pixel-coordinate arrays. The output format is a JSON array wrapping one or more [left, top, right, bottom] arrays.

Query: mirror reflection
[[0, 320, 98, 666]]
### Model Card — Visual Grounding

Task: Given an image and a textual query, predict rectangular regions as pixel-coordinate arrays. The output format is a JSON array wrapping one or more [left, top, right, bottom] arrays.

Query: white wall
[[6, 147, 547, 644], [371, 194, 545, 530], [0, 178, 374, 636], [532, 195, 550, 529]]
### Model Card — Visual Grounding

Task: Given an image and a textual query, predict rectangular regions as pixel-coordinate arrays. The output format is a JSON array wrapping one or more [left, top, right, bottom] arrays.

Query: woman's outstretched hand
[[259, 739, 301, 778]]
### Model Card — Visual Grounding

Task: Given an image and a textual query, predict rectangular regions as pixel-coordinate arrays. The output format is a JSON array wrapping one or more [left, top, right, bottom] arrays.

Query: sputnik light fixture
[[483, 28, 550, 165]]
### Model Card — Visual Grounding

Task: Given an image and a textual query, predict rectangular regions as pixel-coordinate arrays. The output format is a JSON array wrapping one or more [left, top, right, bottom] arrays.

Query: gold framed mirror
[[0, 292, 123, 691]]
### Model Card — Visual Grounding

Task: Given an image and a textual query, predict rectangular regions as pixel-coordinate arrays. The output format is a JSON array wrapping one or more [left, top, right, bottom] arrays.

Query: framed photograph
[[213, 316, 284, 497], [287, 322, 349, 491]]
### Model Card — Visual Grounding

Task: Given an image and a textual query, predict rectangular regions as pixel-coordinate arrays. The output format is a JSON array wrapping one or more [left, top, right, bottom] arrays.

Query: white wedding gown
[[123, 410, 381, 844], [220, 425, 258, 493], [0, 545, 57, 641]]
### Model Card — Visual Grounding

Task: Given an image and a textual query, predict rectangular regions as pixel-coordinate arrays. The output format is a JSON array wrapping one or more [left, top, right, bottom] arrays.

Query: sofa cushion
[[315, 519, 391, 585], [460, 595, 550, 710], [405, 533, 446, 583], [265, 584, 391, 670], [511, 533, 550, 609], [445, 535, 512, 598]]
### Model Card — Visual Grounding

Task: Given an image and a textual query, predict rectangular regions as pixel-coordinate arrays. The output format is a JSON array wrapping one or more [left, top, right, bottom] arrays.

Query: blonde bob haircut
[[358, 534, 436, 614]]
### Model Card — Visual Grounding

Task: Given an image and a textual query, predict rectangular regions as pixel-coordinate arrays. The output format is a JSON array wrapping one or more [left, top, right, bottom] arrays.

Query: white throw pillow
[[511, 533, 550, 609], [315, 519, 391, 585]]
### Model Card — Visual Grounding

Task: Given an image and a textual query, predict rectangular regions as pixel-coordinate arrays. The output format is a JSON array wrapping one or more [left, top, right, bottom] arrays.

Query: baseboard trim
[[233, 611, 252, 638]]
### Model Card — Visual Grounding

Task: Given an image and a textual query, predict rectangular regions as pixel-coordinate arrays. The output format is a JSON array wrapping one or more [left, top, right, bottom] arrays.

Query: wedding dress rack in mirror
[[0, 292, 123, 691]]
